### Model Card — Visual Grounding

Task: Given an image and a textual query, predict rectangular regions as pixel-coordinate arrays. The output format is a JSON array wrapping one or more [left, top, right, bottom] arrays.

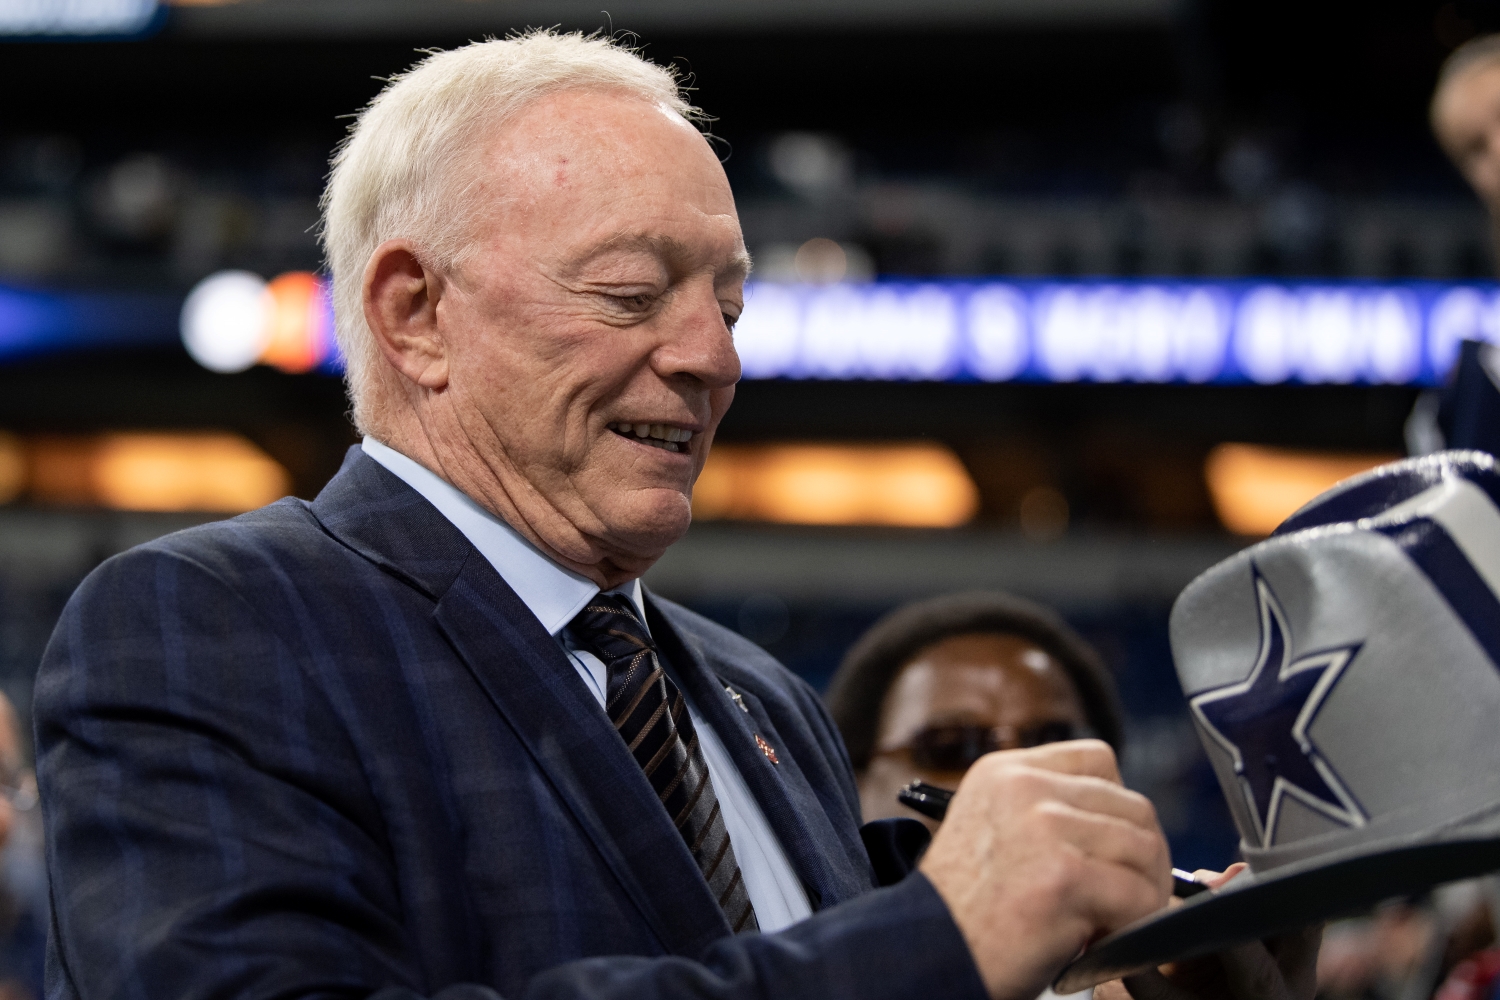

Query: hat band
[[1240, 776, 1500, 874]]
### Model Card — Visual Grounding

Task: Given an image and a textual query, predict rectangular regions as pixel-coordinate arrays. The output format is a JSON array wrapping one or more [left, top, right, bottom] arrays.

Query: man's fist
[[918, 740, 1172, 1000]]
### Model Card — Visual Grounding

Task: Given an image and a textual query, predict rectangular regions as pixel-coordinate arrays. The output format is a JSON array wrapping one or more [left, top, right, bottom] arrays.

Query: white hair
[[320, 30, 698, 435]]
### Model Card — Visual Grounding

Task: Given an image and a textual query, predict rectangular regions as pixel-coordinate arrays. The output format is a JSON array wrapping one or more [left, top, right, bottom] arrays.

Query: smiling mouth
[[608, 421, 695, 454]]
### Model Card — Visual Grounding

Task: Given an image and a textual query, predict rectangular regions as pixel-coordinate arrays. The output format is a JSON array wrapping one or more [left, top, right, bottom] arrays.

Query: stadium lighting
[[181, 269, 338, 375], [0, 433, 22, 506], [180, 270, 270, 374], [1204, 444, 1400, 536], [21, 432, 291, 512], [692, 443, 980, 527], [0, 0, 159, 35]]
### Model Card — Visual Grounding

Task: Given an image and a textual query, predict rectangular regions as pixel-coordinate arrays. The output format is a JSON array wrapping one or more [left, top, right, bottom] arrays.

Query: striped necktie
[[569, 594, 759, 933]]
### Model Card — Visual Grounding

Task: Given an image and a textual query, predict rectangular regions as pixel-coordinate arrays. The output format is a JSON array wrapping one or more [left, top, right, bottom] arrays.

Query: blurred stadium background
[[3, 0, 1497, 872]]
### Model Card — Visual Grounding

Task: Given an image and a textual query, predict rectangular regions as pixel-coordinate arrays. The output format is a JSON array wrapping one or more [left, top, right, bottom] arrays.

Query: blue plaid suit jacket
[[35, 449, 985, 1000]]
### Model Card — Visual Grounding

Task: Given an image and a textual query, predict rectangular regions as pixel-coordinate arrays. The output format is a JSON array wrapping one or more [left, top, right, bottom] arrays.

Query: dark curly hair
[[825, 591, 1125, 772]]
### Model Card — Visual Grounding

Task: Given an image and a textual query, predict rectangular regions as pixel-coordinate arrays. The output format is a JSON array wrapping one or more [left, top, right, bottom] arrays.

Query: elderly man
[[36, 32, 1310, 1000]]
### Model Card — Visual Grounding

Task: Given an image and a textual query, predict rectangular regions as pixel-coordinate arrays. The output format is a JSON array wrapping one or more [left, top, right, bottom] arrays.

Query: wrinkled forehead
[[464, 88, 738, 260], [482, 88, 721, 198]]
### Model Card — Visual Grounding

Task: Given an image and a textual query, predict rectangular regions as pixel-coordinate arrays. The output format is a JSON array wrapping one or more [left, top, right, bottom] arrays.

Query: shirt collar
[[361, 436, 645, 636]]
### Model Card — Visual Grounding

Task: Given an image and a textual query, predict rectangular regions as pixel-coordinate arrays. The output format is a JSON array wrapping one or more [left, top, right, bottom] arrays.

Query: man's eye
[[723, 312, 740, 331], [610, 293, 656, 312]]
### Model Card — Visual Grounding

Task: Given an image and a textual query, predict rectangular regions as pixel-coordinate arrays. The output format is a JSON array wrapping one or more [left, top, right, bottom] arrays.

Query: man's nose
[[656, 283, 742, 389]]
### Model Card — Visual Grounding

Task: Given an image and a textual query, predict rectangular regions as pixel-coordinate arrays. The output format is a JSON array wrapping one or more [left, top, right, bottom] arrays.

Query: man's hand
[[1094, 866, 1322, 1000], [918, 740, 1172, 1000]]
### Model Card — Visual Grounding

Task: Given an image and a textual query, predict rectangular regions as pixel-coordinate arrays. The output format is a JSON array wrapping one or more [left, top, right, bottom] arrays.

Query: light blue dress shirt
[[362, 437, 813, 933]]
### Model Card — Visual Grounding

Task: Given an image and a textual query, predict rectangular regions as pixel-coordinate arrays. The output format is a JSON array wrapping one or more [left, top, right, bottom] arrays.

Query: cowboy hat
[[1057, 450, 1500, 992]]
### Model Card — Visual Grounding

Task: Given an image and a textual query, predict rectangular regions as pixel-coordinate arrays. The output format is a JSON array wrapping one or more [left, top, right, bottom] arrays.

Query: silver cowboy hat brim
[[1054, 830, 1500, 993]]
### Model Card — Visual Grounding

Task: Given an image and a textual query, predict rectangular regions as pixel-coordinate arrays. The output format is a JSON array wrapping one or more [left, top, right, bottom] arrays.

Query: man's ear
[[363, 239, 449, 390]]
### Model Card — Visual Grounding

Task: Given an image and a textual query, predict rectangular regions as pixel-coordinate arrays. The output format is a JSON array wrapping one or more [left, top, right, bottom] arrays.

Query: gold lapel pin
[[754, 733, 779, 765]]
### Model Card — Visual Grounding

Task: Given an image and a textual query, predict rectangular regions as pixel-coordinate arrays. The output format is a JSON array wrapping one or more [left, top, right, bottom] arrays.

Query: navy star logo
[[1189, 566, 1365, 848]]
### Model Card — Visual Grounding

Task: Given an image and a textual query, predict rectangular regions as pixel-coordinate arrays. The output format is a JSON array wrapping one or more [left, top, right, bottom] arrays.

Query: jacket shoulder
[[86, 498, 345, 587]]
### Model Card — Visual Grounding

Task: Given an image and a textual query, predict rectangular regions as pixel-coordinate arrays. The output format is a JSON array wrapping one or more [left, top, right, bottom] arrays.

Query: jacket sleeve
[[36, 545, 987, 1000]]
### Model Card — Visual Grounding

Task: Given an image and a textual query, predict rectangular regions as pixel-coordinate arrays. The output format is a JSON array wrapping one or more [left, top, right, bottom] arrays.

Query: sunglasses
[[878, 720, 1092, 773]]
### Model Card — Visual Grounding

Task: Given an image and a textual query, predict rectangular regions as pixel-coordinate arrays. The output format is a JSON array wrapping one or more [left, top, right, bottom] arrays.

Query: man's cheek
[[713, 384, 737, 418]]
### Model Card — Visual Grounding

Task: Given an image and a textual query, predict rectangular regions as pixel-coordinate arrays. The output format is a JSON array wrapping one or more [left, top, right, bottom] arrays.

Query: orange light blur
[[27, 433, 290, 512], [1204, 444, 1400, 537], [693, 443, 979, 527], [261, 272, 324, 374], [0, 433, 22, 505]]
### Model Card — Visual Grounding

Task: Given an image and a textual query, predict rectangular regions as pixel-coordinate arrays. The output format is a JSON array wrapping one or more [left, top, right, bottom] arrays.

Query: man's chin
[[596, 492, 694, 565]]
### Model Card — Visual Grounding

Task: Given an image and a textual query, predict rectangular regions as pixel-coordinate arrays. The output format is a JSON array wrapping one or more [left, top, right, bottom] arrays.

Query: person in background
[[1432, 34, 1500, 267], [1410, 49, 1500, 999], [824, 591, 1125, 828], [1412, 40, 1500, 461], [0, 692, 44, 1000]]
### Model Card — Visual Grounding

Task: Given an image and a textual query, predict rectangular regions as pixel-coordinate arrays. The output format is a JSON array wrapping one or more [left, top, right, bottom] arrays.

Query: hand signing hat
[[1056, 449, 1500, 993]]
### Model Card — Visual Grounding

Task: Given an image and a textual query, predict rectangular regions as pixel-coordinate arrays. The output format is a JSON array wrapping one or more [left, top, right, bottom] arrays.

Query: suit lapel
[[647, 596, 871, 912], [312, 449, 732, 958], [431, 554, 735, 957]]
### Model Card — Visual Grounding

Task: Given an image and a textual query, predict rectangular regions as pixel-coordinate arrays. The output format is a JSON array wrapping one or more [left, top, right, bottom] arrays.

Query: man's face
[[434, 89, 745, 572], [857, 633, 1091, 827], [1435, 61, 1500, 213]]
